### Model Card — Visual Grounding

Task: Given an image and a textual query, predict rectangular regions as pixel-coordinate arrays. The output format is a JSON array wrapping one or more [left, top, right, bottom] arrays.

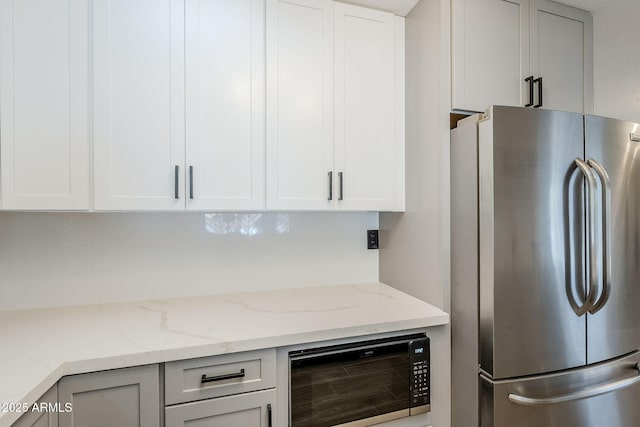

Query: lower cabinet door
[[165, 389, 275, 427], [58, 364, 160, 427], [12, 386, 58, 427]]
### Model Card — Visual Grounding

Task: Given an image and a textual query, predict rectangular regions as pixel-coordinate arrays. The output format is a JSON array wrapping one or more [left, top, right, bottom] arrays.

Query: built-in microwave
[[289, 333, 430, 427]]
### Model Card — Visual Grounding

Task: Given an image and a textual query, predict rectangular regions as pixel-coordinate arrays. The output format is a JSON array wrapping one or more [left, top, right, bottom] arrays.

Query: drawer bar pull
[[201, 368, 245, 384]]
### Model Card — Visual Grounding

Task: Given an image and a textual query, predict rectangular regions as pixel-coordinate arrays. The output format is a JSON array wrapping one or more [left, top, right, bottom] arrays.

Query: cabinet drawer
[[165, 388, 275, 427], [165, 349, 276, 404]]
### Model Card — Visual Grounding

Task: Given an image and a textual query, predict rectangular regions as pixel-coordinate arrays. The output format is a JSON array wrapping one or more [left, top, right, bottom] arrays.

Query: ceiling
[[339, 0, 637, 17], [338, 0, 419, 16], [545, 0, 635, 13]]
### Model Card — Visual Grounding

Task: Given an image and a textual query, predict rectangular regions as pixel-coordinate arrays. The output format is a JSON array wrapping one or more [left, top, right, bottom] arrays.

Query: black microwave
[[289, 333, 430, 427]]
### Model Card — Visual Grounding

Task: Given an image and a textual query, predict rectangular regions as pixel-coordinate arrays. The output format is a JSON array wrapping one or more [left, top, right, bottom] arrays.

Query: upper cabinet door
[[452, 0, 592, 114], [93, 0, 186, 211], [185, 0, 265, 211], [0, 0, 90, 210], [452, 0, 530, 112], [333, 3, 396, 211], [266, 0, 335, 210], [530, 0, 593, 114]]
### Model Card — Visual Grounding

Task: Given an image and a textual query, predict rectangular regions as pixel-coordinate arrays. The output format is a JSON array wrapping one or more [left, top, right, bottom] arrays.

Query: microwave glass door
[[290, 342, 410, 427]]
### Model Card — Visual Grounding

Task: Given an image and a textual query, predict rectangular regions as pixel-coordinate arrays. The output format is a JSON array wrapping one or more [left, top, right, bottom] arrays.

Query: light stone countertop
[[0, 282, 449, 427]]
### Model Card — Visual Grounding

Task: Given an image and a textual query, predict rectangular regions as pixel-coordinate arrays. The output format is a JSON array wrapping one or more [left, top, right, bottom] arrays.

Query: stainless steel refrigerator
[[451, 106, 640, 427]]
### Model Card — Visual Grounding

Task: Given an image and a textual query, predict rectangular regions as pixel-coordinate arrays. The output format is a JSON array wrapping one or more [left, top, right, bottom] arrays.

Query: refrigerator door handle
[[574, 159, 599, 315], [587, 158, 612, 314], [508, 363, 640, 406]]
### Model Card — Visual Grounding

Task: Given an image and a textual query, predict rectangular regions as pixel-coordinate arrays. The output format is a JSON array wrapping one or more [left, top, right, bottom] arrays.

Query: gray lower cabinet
[[165, 389, 276, 427], [57, 364, 160, 427], [13, 386, 58, 427]]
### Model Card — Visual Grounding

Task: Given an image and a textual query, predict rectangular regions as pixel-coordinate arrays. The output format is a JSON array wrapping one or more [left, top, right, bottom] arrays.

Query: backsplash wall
[[0, 212, 378, 311]]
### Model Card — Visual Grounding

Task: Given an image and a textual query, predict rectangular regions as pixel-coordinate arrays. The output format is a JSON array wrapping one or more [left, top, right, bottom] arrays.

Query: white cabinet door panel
[[185, 0, 265, 211], [0, 0, 89, 210], [530, 0, 593, 114], [266, 0, 334, 210], [334, 2, 395, 210], [93, 0, 185, 211], [452, 0, 529, 112]]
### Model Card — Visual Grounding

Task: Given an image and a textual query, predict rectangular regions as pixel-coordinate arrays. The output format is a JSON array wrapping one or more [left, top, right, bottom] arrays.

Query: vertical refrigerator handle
[[587, 159, 612, 314], [574, 159, 599, 315]]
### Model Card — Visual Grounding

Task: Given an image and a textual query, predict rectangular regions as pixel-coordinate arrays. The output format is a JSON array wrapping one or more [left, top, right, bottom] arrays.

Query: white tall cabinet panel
[[452, 0, 529, 113], [334, 3, 395, 211], [93, 0, 186, 211], [530, 0, 593, 114], [0, 0, 90, 210], [185, 0, 265, 211], [266, 0, 334, 210]]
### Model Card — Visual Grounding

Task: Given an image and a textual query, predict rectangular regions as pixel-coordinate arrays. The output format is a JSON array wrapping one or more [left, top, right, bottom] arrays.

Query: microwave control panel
[[409, 337, 430, 408]]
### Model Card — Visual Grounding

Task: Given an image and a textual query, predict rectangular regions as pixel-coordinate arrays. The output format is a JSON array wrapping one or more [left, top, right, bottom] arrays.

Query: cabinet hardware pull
[[328, 171, 333, 201], [201, 368, 245, 384], [524, 76, 534, 107], [338, 172, 344, 201], [174, 165, 180, 199], [189, 166, 194, 200], [534, 77, 543, 108], [267, 403, 273, 427]]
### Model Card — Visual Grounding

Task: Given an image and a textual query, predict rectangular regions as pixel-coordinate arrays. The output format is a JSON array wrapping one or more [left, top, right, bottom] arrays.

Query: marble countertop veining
[[0, 282, 448, 427]]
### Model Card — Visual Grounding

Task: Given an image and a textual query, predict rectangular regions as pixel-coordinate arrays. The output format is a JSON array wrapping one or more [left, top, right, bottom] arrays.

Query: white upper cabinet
[[334, 2, 396, 211], [530, 0, 593, 114], [0, 0, 90, 210], [266, 0, 335, 210], [93, 0, 186, 211], [452, 0, 529, 113], [266, 0, 404, 211], [185, 0, 265, 211], [452, 0, 592, 114], [0, 0, 404, 212]]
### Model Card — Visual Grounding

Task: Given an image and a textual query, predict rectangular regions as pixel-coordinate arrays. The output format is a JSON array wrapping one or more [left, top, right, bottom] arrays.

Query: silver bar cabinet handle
[[328, 171, 333, 201], [574, 159, 599, 316], [509, 364, 640, 406], [338, 172, 344, 201], [587, 158, 612, 314], [174, 165, 179, 199], [189, 166, 194, 200]]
